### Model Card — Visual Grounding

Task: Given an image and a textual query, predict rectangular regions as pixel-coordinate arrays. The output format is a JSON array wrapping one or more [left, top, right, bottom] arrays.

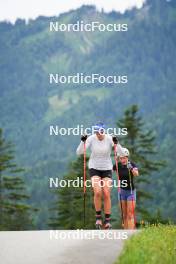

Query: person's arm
[[76, 135, 91, 155], [132, 168, 139, 176], [111, 136, 124, 156], [128, 162, 139, 176]]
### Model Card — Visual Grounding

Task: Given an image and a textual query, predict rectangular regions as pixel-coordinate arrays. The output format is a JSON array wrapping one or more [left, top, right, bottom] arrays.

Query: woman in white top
[[76, 122, 123, 229]]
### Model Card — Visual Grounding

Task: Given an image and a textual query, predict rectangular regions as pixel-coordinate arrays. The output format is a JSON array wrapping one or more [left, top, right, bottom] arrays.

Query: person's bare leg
[[91, 176, 102, 211], [127, 200, 136, 229], [102, 177, 112, 214], [121, 201, 127, 229]]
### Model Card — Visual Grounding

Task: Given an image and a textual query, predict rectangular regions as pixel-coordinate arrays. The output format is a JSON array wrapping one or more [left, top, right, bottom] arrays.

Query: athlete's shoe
[[95, 219, 103, 229]]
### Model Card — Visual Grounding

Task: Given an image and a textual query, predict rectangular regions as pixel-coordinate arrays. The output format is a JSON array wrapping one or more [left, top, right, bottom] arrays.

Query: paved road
[[0, 230, 138, 264]]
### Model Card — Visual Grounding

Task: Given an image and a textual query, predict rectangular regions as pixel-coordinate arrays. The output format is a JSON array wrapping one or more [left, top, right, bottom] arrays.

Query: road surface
[[0, 230, 138, 264]]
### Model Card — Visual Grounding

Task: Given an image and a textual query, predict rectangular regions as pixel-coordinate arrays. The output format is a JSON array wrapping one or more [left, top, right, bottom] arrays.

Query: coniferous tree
[[49, 156, 95, 229], [0, 128, 34, 230], [116, 105, 164, 221]]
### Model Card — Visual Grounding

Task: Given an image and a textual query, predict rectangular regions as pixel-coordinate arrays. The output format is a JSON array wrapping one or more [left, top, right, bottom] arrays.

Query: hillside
[[0, 0, 176, 228]]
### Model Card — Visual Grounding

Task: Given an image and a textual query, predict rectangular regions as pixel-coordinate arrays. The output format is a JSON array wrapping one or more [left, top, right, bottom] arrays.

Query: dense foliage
[[0, 0, 175, 228], [0, 129, 34, 230]]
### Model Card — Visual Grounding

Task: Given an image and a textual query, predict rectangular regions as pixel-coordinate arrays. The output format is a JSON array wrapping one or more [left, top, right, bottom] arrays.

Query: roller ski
[[104, 220, 112, 230], [95, 219, 103, 229]]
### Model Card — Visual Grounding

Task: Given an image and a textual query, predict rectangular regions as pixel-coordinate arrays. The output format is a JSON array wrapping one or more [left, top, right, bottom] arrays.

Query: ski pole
[[128, 166, 136, 228], [113, 144, 124, 227], [83, 141, 86, 228]]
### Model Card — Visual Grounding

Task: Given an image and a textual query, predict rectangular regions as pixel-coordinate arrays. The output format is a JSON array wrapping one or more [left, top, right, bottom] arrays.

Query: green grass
[[43, 52, 72, 74], [44, 88, 110, 121], [115, 225, 176, 264]]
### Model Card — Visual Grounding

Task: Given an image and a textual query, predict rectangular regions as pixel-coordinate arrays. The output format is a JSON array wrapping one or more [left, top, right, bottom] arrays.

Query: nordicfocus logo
[[49, 73, 128, 85], [49, 21, 128, 32], [49, 177, 128, 189], [49, 125, 128, 136], [50, 230, 128, 240]]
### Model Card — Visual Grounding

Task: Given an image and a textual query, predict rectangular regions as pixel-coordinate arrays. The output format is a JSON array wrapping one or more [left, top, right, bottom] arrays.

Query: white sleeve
[[76, 136, 91, 155], [116, 143, 124, 156]]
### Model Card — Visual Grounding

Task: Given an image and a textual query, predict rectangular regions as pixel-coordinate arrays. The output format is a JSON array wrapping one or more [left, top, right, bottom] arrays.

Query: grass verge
[[115, 225, 176, 264]]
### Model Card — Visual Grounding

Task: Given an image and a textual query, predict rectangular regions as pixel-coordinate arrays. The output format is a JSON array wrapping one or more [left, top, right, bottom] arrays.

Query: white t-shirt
[[76, 134, 123, 170]]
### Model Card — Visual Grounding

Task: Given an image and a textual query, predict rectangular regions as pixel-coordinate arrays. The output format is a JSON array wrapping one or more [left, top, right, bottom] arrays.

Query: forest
[[0, 0, 176, 229]]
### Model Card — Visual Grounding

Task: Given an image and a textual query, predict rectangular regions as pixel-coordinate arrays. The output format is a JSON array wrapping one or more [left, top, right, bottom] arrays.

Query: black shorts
[[89, 168, 112, 178]]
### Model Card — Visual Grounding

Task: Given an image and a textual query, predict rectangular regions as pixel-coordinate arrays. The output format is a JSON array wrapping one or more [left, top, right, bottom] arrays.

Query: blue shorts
[[118, 188, 136, 201]]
